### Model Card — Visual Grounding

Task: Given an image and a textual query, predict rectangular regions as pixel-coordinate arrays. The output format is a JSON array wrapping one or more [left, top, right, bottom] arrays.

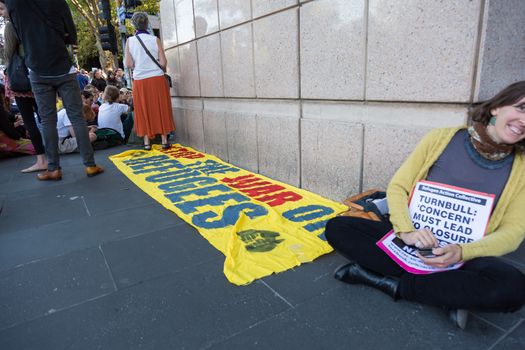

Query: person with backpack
[[6, 0, 104, 180], [0, 0, 47, 172]]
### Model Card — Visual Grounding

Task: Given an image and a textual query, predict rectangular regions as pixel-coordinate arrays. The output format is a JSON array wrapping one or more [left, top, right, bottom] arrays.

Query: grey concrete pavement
[[0, 145, 524, 349]]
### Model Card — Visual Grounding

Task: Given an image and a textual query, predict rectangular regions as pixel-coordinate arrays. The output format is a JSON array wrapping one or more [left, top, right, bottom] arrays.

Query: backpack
[[93, 128, 124, 150]]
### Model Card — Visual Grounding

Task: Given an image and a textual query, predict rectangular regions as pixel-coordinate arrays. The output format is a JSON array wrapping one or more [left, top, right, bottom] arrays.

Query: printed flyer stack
[[377, 181, 495, 273]]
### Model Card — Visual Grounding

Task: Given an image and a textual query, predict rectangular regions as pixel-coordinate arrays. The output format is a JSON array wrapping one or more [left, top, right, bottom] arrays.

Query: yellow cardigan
[[387, 126, 525, 261]]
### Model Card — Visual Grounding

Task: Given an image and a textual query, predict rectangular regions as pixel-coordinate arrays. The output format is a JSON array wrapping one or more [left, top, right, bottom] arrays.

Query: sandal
[[144, 144, 152, 151]]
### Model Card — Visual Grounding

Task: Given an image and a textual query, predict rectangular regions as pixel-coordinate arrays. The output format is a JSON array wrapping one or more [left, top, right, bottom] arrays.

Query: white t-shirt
[[98, 102, 129, 138], [56, 109, 72, 138], [127, 34, 164, 80]]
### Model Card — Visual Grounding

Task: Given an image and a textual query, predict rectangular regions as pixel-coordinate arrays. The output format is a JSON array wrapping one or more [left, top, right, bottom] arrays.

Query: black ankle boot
[[334, 262, 400, 301]]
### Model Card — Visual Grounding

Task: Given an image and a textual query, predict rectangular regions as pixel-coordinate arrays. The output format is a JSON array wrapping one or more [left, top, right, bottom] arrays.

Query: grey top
[[426, 129, 514, 207]]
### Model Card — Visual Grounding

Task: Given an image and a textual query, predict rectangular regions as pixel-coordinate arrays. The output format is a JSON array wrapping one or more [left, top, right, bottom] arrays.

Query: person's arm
[[68, 125, 76, 138], [157, 38, 167, 70], [125, 40, 134, 69], [119, 103, 130, 114], [60, 0, 77, 45], [387, 129, 442, 234], [461, 184, 525, 260], [386, 129, 451, 251], [419, 185, 525, 267], [64, 114, 76, 137]]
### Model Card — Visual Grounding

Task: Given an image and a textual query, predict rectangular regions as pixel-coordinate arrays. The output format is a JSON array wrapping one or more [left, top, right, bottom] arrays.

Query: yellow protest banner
[[110, 144, 347, 285]]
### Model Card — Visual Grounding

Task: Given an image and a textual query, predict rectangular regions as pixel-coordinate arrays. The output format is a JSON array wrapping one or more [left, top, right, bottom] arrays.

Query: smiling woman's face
[[488, 96, 525, 145]]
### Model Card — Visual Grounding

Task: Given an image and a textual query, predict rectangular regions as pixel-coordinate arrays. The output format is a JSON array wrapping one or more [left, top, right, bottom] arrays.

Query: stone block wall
[[159, 0, 525, 201]]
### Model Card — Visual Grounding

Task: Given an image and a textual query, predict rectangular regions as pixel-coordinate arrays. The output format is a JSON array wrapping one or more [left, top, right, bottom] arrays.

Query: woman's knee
[[324, 216, 347, 244], [502, 269, 525, 312], [483, 263, 525, 312]]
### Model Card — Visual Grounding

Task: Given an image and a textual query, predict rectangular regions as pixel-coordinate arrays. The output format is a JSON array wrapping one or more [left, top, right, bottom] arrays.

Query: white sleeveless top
[[128, 34, 164, 80]]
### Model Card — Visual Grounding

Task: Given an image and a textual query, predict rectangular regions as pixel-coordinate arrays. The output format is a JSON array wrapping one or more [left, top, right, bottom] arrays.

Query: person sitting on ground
[[0, 99, 35, 157], [98, 85, 133, 143], [56, 103, 97, 154], [106, 70, 123, 89], [81, 90, 97, 126], [83, 84, 100, 115], [325, 81, 525, 329], [118, 87, 133, 107], [76, 68, 89, 90], [90, 68, 107, 93], [115, 68, 127, 89]]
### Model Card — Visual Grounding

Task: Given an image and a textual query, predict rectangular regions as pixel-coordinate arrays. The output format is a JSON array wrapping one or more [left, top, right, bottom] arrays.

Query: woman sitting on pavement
[[90, 68, 107, 94], [81, 90, 98, 126], [0, 98, 35, 157], [83, 84, 101, 118], [97, 85, 133, 143], [325, 81, 525, 329]]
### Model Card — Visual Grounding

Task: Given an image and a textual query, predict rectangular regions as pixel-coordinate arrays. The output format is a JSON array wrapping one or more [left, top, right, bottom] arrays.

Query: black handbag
[[135, 34, 172, 88], [6, 51, 31, 93]]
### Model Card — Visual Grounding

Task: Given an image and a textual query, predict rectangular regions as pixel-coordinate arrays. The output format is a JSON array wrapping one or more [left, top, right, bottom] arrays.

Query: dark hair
[[469, 81, 525, 124], [103, 85, 119, 104], [469, 81, 525, 151], [81, 90, 93, 100]]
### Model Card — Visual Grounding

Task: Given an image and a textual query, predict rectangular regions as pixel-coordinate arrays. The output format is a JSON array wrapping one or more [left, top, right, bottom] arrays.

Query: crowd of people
[[76, 67, 127, 92], [0, 1, 174, 180], [0, 67, 134, 163]]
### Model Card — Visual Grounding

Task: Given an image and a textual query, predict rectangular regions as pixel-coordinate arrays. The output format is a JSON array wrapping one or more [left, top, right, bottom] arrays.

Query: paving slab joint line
[[99, 245, 118, 292], [80, 196, 92, 217], [487, 318, 524, 350], [200, 310, 289, 350], [101, 220, 187, 247], [113, 256, 223, 293], [89, 200, 159, 217], [313, 271, 330, 282], [258, 280, 294, 309], [470, 312, 507, 333], [0, 292, 113, 333]]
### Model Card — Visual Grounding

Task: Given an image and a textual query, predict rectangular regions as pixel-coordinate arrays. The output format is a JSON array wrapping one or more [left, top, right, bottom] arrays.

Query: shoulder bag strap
[[134, 35, 165, 72]]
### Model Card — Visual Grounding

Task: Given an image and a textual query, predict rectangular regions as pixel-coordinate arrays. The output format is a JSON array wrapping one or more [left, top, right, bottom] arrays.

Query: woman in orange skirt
[[125, 12, 175, 150]]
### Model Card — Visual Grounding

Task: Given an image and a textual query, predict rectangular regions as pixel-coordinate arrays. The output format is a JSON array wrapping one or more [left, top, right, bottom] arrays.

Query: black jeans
[[15, 96, 45, 155], [325, 216, 525, 313], [29, 72, 95, 170]]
